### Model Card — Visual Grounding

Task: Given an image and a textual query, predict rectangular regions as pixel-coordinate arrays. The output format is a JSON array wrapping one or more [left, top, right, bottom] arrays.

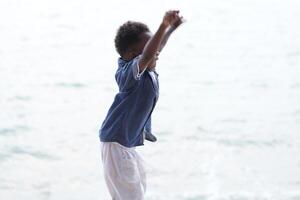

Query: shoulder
[[118, 56, 139, 68]]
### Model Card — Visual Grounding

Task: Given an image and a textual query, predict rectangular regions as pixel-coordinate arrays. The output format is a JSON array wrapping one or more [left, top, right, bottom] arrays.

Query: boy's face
[[129, 31, 152, 58]]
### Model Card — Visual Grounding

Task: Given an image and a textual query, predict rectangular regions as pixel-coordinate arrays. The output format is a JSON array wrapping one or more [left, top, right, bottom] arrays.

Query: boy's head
[[115, 21, 152, 60]]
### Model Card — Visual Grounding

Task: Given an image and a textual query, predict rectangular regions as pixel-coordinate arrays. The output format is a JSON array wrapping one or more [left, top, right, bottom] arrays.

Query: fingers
[[168, 10, 180, 20], [163, 10, 182, 26], [172, 10, 180, 18], [172, 16, 184, 28]]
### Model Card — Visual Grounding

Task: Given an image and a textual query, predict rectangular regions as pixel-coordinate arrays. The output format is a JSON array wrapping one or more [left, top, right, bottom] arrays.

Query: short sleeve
[[132, 55, 147, 80], [117, 55, 147, 91]]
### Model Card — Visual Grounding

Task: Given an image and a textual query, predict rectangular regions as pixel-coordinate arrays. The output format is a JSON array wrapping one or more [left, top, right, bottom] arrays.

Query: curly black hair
[[114, 21, 150, 56]]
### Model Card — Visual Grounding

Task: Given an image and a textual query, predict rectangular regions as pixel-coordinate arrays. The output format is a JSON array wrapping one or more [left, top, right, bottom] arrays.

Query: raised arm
[[138, 10, 181, 72], [159, 17, 184, 52], [146, 14, 184, 71]]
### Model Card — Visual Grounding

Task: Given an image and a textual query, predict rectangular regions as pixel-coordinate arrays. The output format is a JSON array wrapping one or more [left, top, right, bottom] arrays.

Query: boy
[[99, 10, 183, 199]]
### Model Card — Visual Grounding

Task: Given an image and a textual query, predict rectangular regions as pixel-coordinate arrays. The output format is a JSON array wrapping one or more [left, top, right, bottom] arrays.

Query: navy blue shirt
[[99, 55, 159, 147]]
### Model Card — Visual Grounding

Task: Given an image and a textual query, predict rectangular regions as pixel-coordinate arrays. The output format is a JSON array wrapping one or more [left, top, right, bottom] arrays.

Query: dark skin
[[123, 10, 184, 71]]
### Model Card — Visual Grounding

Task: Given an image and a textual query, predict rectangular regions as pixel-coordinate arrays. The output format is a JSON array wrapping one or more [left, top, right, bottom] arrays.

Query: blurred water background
[[0, 0, 300, 199]]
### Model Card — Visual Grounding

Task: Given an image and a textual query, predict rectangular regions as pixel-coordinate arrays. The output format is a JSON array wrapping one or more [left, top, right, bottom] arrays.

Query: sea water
[[0, 0, 299, 199]]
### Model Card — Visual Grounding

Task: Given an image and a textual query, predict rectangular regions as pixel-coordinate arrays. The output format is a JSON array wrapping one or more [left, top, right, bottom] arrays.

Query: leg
[[101, 142, 146, 200]]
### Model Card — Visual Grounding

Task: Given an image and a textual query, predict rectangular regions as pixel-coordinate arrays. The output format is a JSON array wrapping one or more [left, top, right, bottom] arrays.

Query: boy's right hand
[[162, 10, 181, 27]]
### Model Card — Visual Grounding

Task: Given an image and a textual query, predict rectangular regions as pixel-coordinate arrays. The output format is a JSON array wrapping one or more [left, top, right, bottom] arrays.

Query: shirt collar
[[118, 57, 127, 66]]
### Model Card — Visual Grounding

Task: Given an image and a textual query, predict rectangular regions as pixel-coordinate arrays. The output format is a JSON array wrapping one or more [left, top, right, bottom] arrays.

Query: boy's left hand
[[171, 16, 184, 30]]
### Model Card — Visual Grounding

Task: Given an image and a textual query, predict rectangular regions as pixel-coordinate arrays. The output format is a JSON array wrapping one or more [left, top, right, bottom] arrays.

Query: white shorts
[[101, 142, 147, 200]]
